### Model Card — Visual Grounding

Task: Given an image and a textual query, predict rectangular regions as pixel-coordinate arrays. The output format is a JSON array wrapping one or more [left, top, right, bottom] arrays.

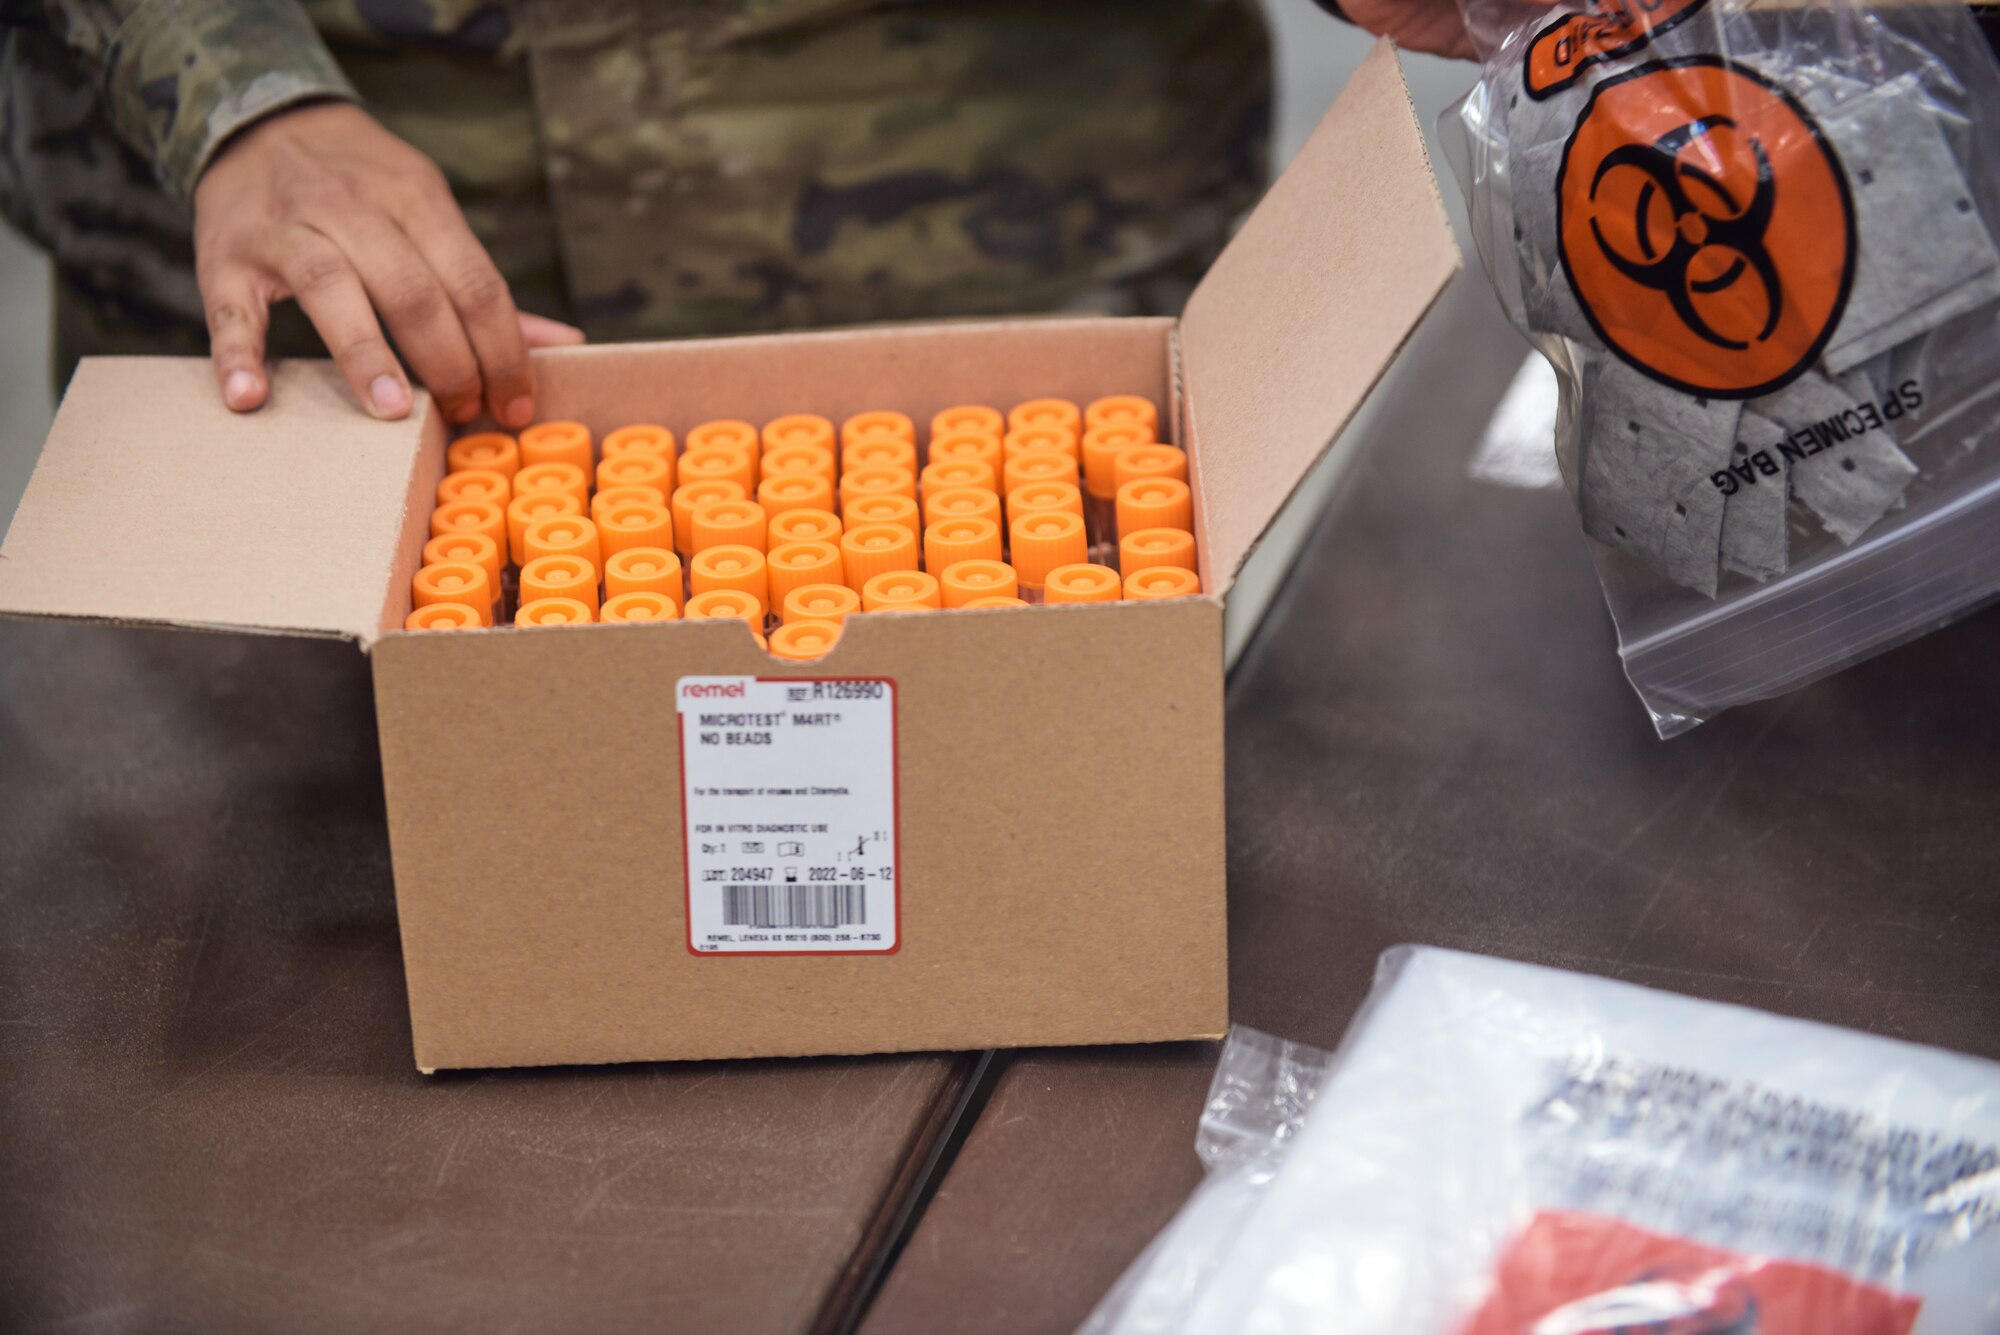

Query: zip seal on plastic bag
[[1440, 0, 2000, 735]]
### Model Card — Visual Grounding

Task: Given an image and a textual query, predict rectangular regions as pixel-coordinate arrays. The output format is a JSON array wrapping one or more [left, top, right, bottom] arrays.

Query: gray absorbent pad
[[1578, 356, 1743, 595], [1814, 74, 2000, 374], [1749, 368, 1919, 544], [1720, 428, 1790, 582], [1513, 143, 1599, 345]]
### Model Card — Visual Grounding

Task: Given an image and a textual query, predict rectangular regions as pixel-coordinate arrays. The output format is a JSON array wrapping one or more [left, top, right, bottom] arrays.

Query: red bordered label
[[677, 675, 900, 956]]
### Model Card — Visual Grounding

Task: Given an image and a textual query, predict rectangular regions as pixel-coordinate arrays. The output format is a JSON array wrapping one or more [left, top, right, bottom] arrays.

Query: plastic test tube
[[604, 547, 684, 611], [923, 486, 1002, 531], [431, 498, 508, 556], [844, 493, 920, 540], [1042, 562, 1122, 604], [601, 591, 681, 623], [412, 561, 497, 626], [1009, 510, 1088, 598], [928, 431, 1004, 484], [1085, 395, 1159, 437], [507, 491, 583, 565], [924, 515, 1002, 571], [762, 413, 836, 455], [1123, 566, 1201, 600], [841, 410, 915, 450], [782, 583, 862, 625], [939, 558, 1017, 608], [768, 619, 843, 662], [768, 507, 842, 546], [686, 419, 760, 457], [521, 554, 599, 614], [598, 499, 675, 558], [516, 596, 595, 626], [523, 514, 602, 569], [839, 465, 917, 508], [762, 443, 838, 488], [1002, 450, 1080, 498], [514, 461, 589, 508], [840, 523, 920, 590], [689, 544, 770, 616], [678, 444, 757, 495], [767, 539, 845, 612], [862, 570, 942, 613], [684, 589, 768, 648], [1003, 424, 1079, 466], [447, 431, 520, 478], [758, 472, 836, 518], [844, 437, 917, 476], [594, 483, 668, 522], [1116, 477, 1193, 539], [519, 421, 593, 472], [691, 499, 768, 554], [423, 531, 503, 596], [1120, 528, 1197, 575], [931, 404, 1003, 440], [1113, 444, 1189, 490], [406, 602, 483, 631], [672, 480, 748, 556], [1006, 480, 1084, 523], [1081, 422, 1151, 557], [920, 458, 996, 501], [601, 424, 676, 463], [1008, 398, 1081, 436], [437, 467, 511, 510], [597, 451, 674, 500]]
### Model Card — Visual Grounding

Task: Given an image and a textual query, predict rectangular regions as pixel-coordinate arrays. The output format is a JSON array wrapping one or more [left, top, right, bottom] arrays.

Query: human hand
[[193, 102, 581, 424]]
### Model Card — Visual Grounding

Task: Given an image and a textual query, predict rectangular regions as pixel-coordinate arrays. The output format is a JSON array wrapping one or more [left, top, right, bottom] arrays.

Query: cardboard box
[[0, 44, 1457, 1070]]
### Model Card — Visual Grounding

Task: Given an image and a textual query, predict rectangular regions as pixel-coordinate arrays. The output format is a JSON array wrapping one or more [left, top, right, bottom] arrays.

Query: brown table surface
[[0, 623, 972, 1334], [8, 275, 1999, 1334], [860, 274, 2000, 1335]]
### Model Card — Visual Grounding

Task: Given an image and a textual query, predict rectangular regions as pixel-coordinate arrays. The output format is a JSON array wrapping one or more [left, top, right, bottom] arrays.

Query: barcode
[[722, 883, 868, 929]]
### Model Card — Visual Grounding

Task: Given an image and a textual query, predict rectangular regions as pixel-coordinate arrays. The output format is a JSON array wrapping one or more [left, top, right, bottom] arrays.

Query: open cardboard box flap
[[1182, 40, 1460, 589], [0, 358, 440, 642], [0, 41, 1455, 635]]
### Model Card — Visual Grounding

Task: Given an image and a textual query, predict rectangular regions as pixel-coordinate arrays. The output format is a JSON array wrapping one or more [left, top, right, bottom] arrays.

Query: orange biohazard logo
[[1525, 0, 1710, 100], [1558, 58, 1854, 399]]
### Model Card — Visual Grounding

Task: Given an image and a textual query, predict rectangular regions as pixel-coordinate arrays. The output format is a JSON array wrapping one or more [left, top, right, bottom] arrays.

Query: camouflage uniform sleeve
[[32, 0, 358, 203]]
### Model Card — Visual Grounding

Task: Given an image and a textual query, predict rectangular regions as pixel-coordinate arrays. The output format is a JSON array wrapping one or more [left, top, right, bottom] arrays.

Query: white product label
[[676, 675, 899, 955]]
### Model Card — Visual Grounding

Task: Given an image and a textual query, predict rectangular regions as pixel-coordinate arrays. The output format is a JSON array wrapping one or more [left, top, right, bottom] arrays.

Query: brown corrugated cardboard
[[0, 41, 1456, 1069], [1182, 43, 1460, 586]]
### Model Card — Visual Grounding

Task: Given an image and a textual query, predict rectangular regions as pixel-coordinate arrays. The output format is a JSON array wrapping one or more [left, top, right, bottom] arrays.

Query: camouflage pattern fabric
[[0, 0, 1271, 389]]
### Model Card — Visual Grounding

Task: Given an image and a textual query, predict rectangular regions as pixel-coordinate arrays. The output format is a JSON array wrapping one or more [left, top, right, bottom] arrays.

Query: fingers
[[520, 311, 587, 348], [276, 229, 413, 419], [198, 264, 272, 413], [404, 197, 535, 427], [329, 209, 487, 424]]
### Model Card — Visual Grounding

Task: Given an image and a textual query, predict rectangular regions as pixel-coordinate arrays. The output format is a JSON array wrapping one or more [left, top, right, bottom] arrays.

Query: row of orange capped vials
[[413, 396, 1199, 659]]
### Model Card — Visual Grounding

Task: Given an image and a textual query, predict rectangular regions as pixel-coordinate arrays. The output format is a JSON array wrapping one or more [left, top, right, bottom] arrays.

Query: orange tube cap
[[405, 602, 483, 630], [519, 420, 592, 472], [1043, 562, 1122, 604], [1116, 477, 1193, 536], [924, 515, 1003, 570], [862, 570, 941, 613], [769, 619, 844, 661], [520, 554, 600, 613], [782, 583, 862, 625], [447, 432, 520, 478], [688, 544, 769, 615], [1008, 510, 1088, 589], [1123, 566, 1202, 601], [603, 547, 684, 609], [602, 591, 681, 623], [840, 523, 920, 590], [516, 596, 594, 626], [939, 558, 1018, 608]]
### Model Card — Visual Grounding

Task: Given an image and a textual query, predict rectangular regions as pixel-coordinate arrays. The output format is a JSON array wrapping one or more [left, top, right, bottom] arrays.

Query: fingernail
[[369, 375, 410, 418], [504, 396, 535, 428], [224, 370, 258, 409]]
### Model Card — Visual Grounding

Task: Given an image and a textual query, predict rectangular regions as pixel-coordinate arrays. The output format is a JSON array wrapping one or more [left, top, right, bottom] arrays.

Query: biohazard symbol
[[1558, 57, 1853, 399]]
